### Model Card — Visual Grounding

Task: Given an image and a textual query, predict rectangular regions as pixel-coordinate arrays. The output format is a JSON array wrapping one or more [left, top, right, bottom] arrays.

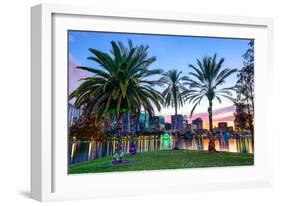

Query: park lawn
[[68, 150, 254, 174]]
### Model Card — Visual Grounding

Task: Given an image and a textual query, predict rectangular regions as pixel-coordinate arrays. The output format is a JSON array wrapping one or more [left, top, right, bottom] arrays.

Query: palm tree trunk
[[208, 101, 213, 132], [144, 111, 147, 130], [129, 112, 138, 155], [173, 86, 178, 116], [208, 100, 216, 152], [174, 90, 178, 132], [112, 113, 124, 164], [174, 106, 178, 131]]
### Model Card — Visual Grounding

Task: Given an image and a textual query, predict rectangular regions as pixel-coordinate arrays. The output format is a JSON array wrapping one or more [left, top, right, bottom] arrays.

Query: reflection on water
[[69, 135, 253, 165]]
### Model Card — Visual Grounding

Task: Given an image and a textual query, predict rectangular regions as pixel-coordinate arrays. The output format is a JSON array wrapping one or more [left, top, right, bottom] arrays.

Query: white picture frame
[[31, 3, 274, 202]]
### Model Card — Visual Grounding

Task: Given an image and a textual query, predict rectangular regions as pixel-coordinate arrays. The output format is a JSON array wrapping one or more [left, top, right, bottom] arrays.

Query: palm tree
[[160, 70, 188, 116], [184, 54, 237, 134], [69, 40, 163, 163]]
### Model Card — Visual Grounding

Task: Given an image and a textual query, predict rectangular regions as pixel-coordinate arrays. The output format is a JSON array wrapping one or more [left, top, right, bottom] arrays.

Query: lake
[[69, 134, 253, 165]]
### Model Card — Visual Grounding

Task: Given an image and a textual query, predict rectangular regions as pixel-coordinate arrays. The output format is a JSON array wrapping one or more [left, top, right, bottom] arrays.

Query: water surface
[[69, 135, 253, 165]]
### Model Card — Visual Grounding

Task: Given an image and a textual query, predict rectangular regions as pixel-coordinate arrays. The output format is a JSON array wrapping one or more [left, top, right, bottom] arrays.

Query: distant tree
[[69, 112, 109, 141], [233, 103, 248, 132], [235, 40, 254, 139]]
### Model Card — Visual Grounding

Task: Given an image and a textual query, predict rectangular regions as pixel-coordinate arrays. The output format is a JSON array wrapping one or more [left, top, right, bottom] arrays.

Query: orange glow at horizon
[[203, 121, 235, 130]]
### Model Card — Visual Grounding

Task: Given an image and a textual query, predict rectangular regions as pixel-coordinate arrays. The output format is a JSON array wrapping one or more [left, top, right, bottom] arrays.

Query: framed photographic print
[[31, 3, 274, 201]]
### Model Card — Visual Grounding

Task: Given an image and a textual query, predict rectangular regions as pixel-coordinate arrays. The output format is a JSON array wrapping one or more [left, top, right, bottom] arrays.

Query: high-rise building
[[183, 115, 188, 130], [171, 114, 186, 130], [218, 122, 228, 132], [150, 116, 165, 131], [108, 112, 132, 134], [164, 123, 172, 130], [218, 122, 228, 128], [138, 112, 150, 132], [159, 116, 165, 130], [191, 124, 197, 132], [68, 103, 83, 126], [192, 118, 203, 130]]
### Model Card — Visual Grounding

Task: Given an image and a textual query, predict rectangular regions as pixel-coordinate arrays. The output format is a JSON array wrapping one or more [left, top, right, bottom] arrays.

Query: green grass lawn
[[69, 150, 254, 174]]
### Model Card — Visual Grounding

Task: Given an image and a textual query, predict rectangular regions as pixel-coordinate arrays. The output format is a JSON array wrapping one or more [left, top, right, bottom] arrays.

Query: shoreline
[[69, 150, 254, 174]]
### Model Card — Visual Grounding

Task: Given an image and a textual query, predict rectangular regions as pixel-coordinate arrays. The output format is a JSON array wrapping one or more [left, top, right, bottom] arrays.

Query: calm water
[[69, 134, 253, 165]]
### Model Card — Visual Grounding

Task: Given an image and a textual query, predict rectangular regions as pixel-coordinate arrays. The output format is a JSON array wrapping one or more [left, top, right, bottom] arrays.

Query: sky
[[68, 31, 251, 129]]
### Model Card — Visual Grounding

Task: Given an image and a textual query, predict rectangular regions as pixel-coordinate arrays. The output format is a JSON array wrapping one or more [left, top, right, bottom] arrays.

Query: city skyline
[[163, 105, 235, 129], [69, 101, 234, 130]]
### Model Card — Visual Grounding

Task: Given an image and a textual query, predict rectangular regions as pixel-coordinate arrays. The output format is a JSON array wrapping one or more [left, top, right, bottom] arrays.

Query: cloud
[[191, 105, 235, 123], [212, 105, 235, 115], [68, 55, 90, 93], [215, 115, 235, 122]]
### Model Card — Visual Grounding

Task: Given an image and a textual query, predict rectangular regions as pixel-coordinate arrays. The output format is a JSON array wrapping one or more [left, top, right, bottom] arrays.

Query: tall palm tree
[[69, 40, 163, 163], [160, 70, 188, 116], [184, 54, 237, 133]]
